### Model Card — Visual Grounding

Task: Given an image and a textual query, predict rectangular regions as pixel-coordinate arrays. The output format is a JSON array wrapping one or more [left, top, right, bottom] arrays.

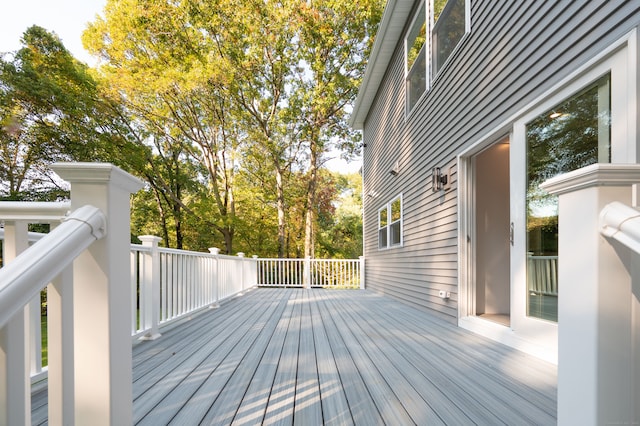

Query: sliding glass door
[[524, 75, 611, 322]]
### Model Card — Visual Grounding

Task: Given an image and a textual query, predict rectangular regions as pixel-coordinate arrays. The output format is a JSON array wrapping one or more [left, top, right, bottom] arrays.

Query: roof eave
[[349, 0, 414, 130]]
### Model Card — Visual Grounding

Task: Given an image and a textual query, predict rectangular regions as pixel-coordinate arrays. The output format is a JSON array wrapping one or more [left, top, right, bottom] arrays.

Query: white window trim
[[378, 194, 404, 250]]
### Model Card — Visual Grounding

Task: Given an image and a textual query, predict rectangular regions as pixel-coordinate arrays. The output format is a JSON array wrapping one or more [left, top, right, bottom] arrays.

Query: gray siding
[[362, 0, 640, 321]]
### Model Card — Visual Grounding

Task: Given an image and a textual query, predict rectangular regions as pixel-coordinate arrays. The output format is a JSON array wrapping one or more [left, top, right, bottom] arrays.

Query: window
[[406, 3, 427, 112], [405, 0, 469, 113], [379, 195, 403, 249], [432, 0, 467, 75]]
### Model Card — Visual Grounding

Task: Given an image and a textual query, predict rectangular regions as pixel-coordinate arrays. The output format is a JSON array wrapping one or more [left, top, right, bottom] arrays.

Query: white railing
[[600, 201, 640, 254], [0, 162, 145, 426], [256, 257, 364, 288], [0, 205, 106, 424], [0, 205, 105, 325], [0, 167, 357, 425], [539, 163, 640, 424], [527, 255, 558, 296], [130, 241, 257, 340], [0, 203, 70, 385]]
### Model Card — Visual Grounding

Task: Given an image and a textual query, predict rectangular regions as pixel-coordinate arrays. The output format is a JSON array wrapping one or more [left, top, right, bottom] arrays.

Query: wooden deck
[[32, 288, 557, 425]]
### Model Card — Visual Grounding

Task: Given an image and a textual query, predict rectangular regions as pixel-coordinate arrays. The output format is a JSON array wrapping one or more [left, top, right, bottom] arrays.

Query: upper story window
[[406, 3, 427, 112], [379, 195, 403, 249], [406, 0, 469, 113]]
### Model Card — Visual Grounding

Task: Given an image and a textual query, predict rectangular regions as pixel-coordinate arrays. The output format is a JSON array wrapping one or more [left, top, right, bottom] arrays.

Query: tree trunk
[[276, 166, 286, 258], [174, 182, 183, 249], [152, 188, 170, 247], [304, 139, 319, 259], [222, 228, 233, 254]]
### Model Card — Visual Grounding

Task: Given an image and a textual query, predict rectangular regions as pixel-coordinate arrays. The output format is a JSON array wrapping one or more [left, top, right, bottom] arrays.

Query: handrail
[[0, 201, 70, 221], [0, 205, 106, 328], [0, 229, 46, 243], [600, 201, 640, 255]]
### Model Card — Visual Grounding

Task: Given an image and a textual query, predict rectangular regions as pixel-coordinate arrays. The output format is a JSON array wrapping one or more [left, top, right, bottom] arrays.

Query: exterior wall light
[[432, 167, 448, 192], [389, 161, 400, 176]]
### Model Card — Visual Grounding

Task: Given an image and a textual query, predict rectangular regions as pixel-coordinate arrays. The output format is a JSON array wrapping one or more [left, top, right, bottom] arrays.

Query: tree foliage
[[0, 26, 104, 200], [1, 0, 381, 258]]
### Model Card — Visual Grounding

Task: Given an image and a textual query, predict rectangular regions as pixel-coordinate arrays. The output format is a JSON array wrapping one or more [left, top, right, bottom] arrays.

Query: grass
[[41, 314, 48, 367]]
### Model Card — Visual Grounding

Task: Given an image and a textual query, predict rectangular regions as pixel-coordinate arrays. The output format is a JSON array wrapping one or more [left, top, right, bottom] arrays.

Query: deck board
[[32, 288, 557, 425], [308, 292, 353, 425], [293, 290, 323, 425], [230, 289, 297, 425], [262, 290, 302, 425]]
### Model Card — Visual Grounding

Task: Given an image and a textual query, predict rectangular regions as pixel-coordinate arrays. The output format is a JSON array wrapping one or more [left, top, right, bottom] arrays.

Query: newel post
[[252, 255, 259, 288], [208, 248, 220, 307], [540, 164, 640, 426], [138, 235, 162, 340], [51, 163, 144, 426], [359, 256, 365, 290], [303, 256, 311, 289], [238, 252, 246, 291]]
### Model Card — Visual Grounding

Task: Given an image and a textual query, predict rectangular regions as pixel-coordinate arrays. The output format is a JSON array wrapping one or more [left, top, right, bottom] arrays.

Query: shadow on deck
[[33, 288, 557, 425]]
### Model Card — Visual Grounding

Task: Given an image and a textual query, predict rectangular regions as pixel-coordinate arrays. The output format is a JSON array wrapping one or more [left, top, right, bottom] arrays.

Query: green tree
[[292, 0, 382, 258], [81, 0, 381, 256], [0, 26, 106, 200], [316, 172, 363, 258], [217, 0, 306, 257], [84, 0, 241, 252]]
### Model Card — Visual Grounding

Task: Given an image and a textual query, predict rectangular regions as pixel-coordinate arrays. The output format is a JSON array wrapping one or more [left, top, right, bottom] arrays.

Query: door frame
[[459, 134, 525, 352], [457, 30, 637, 364], [458, 134, 511, 320], [460, 125, 563, 362]]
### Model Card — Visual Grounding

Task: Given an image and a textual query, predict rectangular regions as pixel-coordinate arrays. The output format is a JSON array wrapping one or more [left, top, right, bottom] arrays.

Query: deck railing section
[[256, 257, 364, 289], [0, 163, 355, 425], [0, 209, 68, 383], [0, 162, 144, 426], [0, 202, 88, 426], [130, 242, 257, 340]]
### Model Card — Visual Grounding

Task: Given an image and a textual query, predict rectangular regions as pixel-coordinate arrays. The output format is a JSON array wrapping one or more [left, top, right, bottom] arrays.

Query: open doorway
[[473, 137, 510, 326]]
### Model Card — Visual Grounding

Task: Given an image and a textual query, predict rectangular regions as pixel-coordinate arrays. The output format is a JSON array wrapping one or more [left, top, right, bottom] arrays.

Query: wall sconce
[[432, 167, 449, 192], [389, 161, 400, 176]]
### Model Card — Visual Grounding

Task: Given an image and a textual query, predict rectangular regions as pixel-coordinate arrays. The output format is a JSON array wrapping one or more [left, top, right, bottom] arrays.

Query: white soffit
[[350, 0, 414, 129]]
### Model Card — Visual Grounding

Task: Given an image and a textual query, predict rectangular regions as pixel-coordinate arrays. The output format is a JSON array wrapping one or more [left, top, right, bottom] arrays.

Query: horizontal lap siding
[[362, 0, 640, 321]]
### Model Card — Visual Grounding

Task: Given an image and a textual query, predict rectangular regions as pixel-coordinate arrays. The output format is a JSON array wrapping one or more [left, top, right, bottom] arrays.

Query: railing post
[[51, 163, 144, 426], [47, 263, 74, 425], [238, 252, 245, 291], [359, 256, 365, 290], [540, 164, 640, 425], [208, 248, 220, 308], [0, 220, 30, 426], [252, 255, 259, 288], [303, 256, 311, 289], [138, 236, 162, 340]]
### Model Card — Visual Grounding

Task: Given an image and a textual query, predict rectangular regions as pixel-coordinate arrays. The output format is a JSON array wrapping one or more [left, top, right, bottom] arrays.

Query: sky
[[0, 0, 107, 64], [0, 0, 362, 173]]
